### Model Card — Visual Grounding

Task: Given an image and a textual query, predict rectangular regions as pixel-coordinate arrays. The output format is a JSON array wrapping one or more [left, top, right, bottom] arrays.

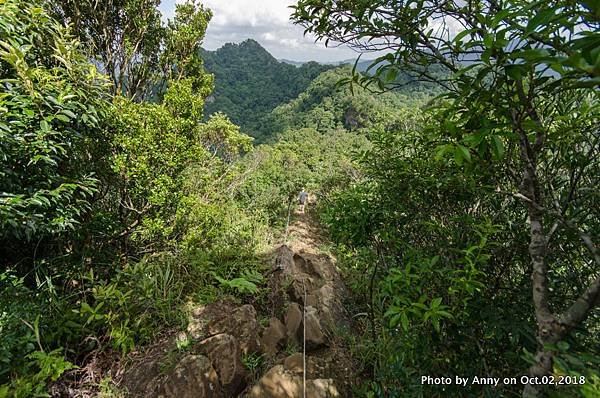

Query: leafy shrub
[[0, 349, 76, 398], [78, 255, 187, 354], [320, 125, 538, 396], [0, 272, 39, 383], [0, 0, 110, 241]]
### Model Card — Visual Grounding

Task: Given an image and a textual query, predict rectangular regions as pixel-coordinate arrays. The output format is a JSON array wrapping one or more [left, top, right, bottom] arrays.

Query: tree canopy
[[49, 0, 213, 100], [293, 1, 600, 397]]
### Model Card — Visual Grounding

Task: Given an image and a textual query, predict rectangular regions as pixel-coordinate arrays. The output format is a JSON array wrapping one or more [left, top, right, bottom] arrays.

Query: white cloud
[[202, 0, 293, 28], [160, 0, 358, 62]]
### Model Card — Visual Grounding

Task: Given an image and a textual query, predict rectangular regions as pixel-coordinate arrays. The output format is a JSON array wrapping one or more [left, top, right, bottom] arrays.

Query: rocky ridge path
[[119, 212, 357, 397]]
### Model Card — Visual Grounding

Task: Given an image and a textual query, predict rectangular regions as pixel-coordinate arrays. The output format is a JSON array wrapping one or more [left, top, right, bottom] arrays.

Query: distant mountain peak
[[240, 38, 261, 46], [200, 41, 334, 140], [205, 39, 271, 56]]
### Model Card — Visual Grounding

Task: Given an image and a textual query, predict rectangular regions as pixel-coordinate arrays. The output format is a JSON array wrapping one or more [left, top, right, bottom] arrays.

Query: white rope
[[303, 277, 307, 398]]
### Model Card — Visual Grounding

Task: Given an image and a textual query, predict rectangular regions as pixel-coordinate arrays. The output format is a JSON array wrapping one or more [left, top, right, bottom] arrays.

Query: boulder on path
[[270, 246, 322, 304], [249, 365, 340, 398], [284, 302, 302, 344], [283, 352, 304, 374], [314, 283, 344, 331], [303, 306, 326, 350], [187, 301, 260, 355], [198, 333, 247, 396], [260, 317, 286, 357], [156, 355, 224, 398]]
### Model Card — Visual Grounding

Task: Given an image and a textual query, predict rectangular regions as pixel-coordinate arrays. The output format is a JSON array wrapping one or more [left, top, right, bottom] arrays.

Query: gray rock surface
[[284, 302, 302, 344], [260, 317, 286, 357], [198, 333, 246, 396], [156, 355, 223, 398], [187, 301, 260, 355], [303, 306, 326, 350], [249, 365, 340, 398]]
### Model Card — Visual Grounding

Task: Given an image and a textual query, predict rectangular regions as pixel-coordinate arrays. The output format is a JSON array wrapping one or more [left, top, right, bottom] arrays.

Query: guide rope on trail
[[245, 191, 358, 397], [303, 277, 307, 398]]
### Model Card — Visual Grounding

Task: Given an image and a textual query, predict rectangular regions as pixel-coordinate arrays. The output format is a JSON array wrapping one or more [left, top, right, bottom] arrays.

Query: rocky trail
[[118, 212, 358, 397]]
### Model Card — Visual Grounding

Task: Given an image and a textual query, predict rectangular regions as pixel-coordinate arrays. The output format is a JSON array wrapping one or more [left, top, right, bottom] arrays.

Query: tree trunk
[[517, 121, 600, 397], [516, 119, 555, 397], [521, 167, 556, 398]]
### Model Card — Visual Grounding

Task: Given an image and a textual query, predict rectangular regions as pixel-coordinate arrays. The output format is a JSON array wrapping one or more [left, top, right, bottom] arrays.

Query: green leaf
[[453, 28, 477, 44], [491, 136, 505, 159], [525, 9, 555, 34], [492, 9, 511, 25], [40, 120, 50, 132], [60, 109, 76, 119], [401, 313, 409, 332], [457, 145, 472, 163], [504, 64, 524, 80]]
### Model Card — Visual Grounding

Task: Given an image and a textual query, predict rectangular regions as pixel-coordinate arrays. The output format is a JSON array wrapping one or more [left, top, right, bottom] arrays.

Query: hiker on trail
[[298, 188, 309, 213]]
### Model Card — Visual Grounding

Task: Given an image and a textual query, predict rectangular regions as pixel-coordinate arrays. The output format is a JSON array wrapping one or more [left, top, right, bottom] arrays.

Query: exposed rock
[[119, 339, 172, 397], [116, 215, 359, 398], [187, 301, 260, 354], [249, 365, 340, 398], [301, 253, 336, 281], [272, 245, 295, 274], [284, 302, 302, 344], [260, 317, 286, 357], [293, 253, 318, 276], [271, 246, 322, 304], [344, 107, 361, 130], [306, 379, 341, 398], [303, 306, 326, 350], [156, 355, 223, 398], [283, 353, 304, 374], [198, 333, 247, 396], [271, 246, 349, 330], [315, 283, 340, 331], [260, 239, 356, 395], [248, 365, 300, 398], [305, 292, 319, 308]]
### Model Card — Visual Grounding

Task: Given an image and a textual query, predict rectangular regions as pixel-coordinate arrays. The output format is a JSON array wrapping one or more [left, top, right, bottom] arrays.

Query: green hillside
[[262, 66, 438, 137], [201, 39, 332, 139]]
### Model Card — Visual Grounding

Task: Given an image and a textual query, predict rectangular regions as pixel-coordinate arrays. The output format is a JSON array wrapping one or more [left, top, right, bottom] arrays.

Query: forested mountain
[[203, 42, 442, 140], [1, 1, 599, 397], [262, 66, 438, 137], [201, 39, 332, 138]]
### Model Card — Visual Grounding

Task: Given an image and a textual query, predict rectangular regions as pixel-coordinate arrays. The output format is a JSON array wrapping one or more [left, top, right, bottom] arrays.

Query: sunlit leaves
[[109, 75, 253, 242], [0, 0, 109, 240]]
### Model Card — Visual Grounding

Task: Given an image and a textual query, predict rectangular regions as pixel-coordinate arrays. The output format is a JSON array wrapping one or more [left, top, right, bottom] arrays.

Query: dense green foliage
[[321, 99, 599, 397], [0, 0, 256, 394], [49, 0, 214, 100], [264, 66, 437, 136], [294, 1, 600, 397], [201, 39, 332, 140], [0, 2, 110, 242]]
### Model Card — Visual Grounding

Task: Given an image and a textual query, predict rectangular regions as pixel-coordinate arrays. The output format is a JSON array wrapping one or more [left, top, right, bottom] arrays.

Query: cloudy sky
[[158, 0, 360, 62]]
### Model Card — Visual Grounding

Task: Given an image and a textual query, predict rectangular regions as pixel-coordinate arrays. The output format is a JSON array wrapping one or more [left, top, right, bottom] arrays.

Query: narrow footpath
[[249, 211, 357, 397], [119, 211, 358, 397]]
